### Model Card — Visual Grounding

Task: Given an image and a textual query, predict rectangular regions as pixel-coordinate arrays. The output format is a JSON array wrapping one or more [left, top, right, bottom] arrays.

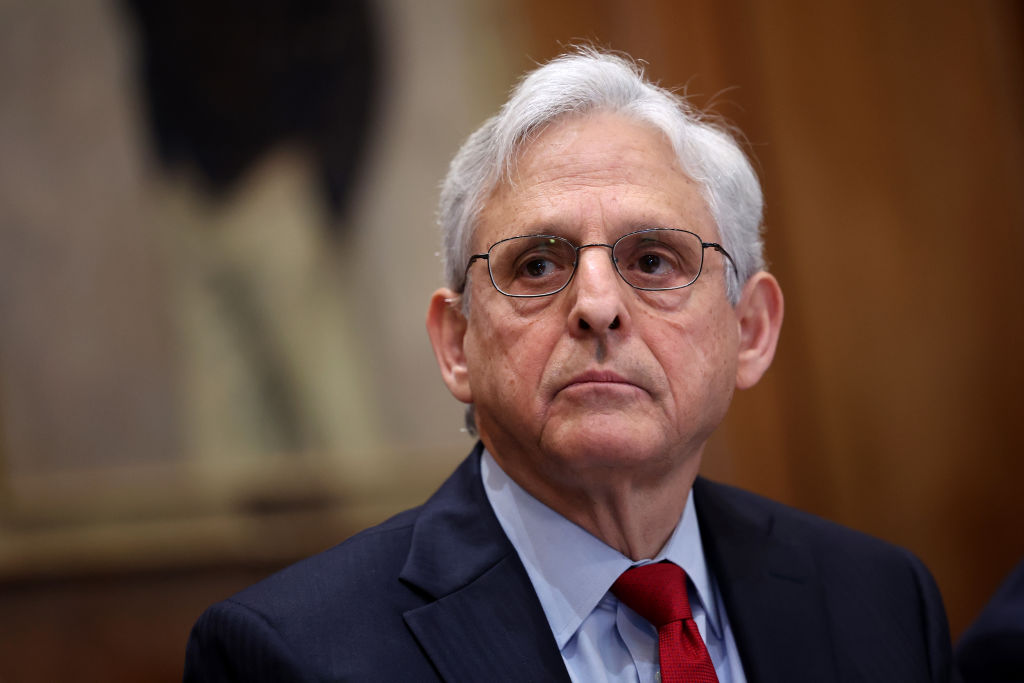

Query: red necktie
[[612, 562, 719, 683]]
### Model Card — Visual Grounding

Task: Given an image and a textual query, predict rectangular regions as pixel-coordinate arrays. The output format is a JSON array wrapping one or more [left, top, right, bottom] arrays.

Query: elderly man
[[185, 49, 954, 682]]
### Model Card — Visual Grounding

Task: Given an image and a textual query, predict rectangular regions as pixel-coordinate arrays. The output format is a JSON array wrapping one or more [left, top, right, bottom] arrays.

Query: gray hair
[[438, 47, 765, 306]]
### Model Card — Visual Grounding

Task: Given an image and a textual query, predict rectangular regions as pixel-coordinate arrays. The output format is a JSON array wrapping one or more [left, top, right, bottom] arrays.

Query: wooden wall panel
[[520, 0, 1024, 637], [0, 568, 279, 683]]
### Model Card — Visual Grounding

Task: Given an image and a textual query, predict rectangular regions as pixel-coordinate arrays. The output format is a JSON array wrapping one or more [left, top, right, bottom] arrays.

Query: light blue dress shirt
[[481, 451, 747, 683]]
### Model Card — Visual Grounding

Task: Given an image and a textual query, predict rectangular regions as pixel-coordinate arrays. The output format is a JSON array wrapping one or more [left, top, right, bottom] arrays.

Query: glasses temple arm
[[459, 253, 490, 292], [704, 242, 740, 280]]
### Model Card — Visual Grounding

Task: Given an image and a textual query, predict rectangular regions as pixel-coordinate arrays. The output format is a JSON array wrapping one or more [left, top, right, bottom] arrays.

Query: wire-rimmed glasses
[[463, 228, 738, 298]]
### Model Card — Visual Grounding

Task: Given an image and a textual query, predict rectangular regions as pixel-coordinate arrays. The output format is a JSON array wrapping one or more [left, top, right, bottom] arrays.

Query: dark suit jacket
[[185, 443, 953, 682]]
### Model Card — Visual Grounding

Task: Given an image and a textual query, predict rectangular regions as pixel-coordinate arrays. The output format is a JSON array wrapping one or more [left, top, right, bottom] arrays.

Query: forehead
[[476, 112, 716, 245]]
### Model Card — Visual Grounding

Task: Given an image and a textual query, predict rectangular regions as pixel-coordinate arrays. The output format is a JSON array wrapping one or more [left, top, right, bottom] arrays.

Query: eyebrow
[[499, 221, 674, 244]]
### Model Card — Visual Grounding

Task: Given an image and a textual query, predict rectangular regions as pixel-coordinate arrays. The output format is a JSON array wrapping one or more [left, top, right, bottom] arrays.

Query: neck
[[488, 447, 702, 561]]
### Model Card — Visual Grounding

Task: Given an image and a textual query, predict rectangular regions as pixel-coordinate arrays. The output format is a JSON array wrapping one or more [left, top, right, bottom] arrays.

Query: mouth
[[558, 369, 644, 395]]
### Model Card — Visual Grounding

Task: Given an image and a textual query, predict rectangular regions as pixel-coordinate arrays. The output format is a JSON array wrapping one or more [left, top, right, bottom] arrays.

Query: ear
[[426, 288, 473, 404], [734, 272, 784, 390]]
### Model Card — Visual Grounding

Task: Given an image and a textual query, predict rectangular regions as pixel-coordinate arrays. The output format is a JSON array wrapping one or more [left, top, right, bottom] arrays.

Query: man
[[185, 48, 954, 682]]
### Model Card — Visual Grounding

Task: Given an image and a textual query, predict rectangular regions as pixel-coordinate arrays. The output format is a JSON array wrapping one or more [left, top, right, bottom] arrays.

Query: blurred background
[[0, 0, 1021, 680]]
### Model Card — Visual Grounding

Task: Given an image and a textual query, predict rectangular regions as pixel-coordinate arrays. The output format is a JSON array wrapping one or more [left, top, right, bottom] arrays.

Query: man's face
[[444, 113, 746, 498]]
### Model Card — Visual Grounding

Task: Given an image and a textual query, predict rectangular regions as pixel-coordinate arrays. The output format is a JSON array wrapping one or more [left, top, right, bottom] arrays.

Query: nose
[[567, 245, 627, 335]]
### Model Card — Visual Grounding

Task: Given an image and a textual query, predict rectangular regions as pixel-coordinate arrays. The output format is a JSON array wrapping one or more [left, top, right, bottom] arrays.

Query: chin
[[540, 417, 672, 470]]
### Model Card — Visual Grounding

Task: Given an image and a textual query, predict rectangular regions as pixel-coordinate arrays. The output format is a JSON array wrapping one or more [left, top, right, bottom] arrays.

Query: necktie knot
[[611, 561, 719, 683], [612, 561, 692, 626]]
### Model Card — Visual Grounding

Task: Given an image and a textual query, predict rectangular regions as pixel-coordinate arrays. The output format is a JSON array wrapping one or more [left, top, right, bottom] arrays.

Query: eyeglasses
[[463, 228, 738, 298]]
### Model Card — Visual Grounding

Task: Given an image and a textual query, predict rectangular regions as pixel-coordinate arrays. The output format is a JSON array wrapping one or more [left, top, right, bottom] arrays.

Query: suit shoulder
[[693, 479, 839, 538], [695, 478, 953, 678], [186, 503, 452, 681], [696, 477, 915, 560], [227, 503, 425, 621]]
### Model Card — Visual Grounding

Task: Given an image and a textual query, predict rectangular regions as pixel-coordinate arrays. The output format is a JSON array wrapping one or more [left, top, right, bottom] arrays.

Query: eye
[[637, 252, 669, 275], [616, 230, 705, 289], [522, 257, 554, 278], [509, 238, 571, 281], [489, 235, 576, 295], [626, 242, 681, 276]]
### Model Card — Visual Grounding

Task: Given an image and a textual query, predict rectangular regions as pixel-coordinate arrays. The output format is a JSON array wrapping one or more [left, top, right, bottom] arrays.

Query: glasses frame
[[463, 228, 739, 298]]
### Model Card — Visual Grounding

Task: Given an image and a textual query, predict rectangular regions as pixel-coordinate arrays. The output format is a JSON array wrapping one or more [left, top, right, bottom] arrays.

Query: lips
[[557, 369, 645, 396], [566, 369, 630, 385]]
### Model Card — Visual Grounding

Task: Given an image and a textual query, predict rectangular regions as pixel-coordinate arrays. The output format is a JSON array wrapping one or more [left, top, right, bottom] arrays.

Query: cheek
[[465, 308, 555, 405], [650, 309, 738, 417]]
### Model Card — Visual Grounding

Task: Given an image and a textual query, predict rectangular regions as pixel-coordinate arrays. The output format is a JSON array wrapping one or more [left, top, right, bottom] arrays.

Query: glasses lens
[[614, 229, 703, 290], [488, 235, 576, 296]]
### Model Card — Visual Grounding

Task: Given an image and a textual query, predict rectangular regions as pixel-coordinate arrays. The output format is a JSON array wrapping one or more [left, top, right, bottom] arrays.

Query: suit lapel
[[694, 478, 840, 683], [399, 445, 571, 682], [404, 554, 570, 681]]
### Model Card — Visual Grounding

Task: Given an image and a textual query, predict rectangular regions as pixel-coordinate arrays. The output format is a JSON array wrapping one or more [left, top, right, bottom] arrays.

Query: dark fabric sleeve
[[183, 599, 317, 683], [955, 559, 1024, 683]]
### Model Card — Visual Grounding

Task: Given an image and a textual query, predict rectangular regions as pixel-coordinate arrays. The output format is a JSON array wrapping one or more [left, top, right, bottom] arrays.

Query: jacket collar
[[399, 443, 572, 682]]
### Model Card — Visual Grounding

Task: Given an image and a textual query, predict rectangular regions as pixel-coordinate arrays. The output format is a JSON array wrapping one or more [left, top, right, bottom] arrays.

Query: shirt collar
[[480, 449, 721, 649]]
